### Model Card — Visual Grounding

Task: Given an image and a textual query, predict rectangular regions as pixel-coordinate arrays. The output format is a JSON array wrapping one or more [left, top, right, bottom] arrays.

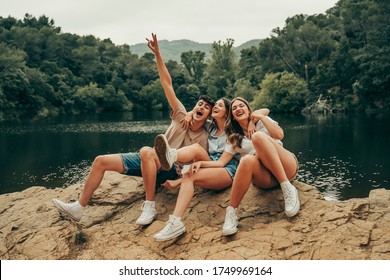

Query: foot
[[222, 206, 238, 236], [52, 199, 85, 222], [154, 134, 177, 171], [281, 182, 300, 217], [153, 215, 186, 241], [135, 201, 157, 225]]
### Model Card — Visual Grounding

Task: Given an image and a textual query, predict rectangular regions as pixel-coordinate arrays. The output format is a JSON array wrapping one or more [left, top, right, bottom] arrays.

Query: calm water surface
[[0, 111, 389, 200]]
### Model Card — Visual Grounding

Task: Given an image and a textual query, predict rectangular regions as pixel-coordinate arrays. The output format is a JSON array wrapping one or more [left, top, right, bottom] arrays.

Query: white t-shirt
[[224, 116, 283, 158]]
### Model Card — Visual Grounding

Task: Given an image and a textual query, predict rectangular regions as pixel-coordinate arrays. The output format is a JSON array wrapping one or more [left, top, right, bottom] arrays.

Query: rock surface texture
[[1, 172, 389, 260]]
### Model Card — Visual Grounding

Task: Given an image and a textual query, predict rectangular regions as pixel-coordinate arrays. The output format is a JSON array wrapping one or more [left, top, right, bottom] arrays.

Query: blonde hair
[[225, 97, 253, 149]]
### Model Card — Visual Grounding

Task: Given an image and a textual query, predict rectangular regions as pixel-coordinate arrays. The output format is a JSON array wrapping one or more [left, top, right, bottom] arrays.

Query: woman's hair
[[208, 97, 231, 133], [225, 97, 253, 149]]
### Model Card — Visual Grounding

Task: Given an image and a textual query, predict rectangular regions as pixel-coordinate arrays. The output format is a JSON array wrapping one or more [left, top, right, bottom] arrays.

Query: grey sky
[[1, 0, 339, 46]]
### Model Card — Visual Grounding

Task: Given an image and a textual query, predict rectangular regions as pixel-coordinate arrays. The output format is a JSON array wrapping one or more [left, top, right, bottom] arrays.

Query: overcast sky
[[1, 0, 339, 46]]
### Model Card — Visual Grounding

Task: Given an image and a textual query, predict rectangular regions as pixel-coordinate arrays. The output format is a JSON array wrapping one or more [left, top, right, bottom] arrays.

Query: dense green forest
[[0, 0, 389, 121]]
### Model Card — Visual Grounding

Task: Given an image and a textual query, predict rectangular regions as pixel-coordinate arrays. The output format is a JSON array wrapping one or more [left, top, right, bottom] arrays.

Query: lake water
[[0, 111, 389, 201]]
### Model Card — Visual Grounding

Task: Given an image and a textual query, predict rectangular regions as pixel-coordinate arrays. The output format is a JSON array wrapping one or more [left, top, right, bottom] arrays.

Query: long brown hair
[[208, 97, 231, 133], [225, 97, 253, 149]]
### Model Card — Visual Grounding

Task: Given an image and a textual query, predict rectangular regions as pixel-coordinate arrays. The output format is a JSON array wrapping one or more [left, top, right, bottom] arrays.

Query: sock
[[227, 205, 237, 213], [280, 180, 291, 189], [170, 215, 181, 221], [74, 201, 86, 210], [144, 200, 155, 207]]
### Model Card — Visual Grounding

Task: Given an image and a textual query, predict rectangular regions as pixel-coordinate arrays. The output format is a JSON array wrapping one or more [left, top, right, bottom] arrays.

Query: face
[[231, 99, 250, 122], [192, 99, 212, 122], [211, 99, 227, 120]]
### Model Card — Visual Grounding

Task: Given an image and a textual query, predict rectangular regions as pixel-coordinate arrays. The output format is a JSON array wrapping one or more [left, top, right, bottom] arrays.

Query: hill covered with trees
[[129, 39, 261, 62], [0, 0, 389, 121]]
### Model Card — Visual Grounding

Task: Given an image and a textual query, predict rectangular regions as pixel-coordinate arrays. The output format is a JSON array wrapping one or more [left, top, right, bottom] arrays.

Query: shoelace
[[160, 220, 175, 234], [282, 187, 295, 206], [225, 210, 237, 226], [140, 202, 154, 216]]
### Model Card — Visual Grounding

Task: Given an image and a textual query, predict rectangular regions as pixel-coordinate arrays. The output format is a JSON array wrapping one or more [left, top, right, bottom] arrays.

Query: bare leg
[[228, 155, 276, 208], [154, 168, 233, 240], [173, 168, 232, 217], [176, 143, 210, 163], [251, 132, 297, 183], [139, 147, 161, 201], [250, 132, 300, 217], [79, 154, 125, 207]]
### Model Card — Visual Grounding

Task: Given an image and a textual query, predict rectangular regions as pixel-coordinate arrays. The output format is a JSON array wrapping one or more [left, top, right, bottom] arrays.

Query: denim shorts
[[120, 152, 179, 187], [210, 153, 239, 179]]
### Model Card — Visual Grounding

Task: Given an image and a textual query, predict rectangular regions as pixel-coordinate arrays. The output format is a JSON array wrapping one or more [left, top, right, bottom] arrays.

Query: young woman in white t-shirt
[[190, 97, 300, 236]]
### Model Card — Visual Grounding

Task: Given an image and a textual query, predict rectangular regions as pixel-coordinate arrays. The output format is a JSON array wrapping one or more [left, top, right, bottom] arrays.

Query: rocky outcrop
[[0, 172, 389, 260]]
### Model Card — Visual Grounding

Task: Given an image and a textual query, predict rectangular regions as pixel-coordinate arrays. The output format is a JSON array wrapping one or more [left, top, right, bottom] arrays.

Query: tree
[[102, 84, 133, 112], [73, 83, 105, 113], [230, 78, 257, 102], [253, 72, 310, 112], [0, 43, 26, 73], [181, 50, 207, 83], [138, 79, 166, 110], [203, 39, 237, 100], [238, 46, 265, 87], [176, 84, 202, 110]]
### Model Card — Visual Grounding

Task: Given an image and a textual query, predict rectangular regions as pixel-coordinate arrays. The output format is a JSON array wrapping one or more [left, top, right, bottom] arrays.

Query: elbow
[[270, 128, 284, 140]]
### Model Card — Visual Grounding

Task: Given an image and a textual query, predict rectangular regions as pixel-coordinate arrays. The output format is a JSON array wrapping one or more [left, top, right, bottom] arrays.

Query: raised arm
[[146, 33, 180, 110]]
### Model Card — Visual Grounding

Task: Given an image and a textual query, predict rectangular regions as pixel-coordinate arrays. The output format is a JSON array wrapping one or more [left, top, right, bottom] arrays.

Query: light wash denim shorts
[[120, 152, 178, 187], [209, 153, 239, 179]]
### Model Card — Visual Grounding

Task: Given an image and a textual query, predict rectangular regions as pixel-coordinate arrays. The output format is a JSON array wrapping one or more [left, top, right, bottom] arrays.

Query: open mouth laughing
[[196, 109, 204, 117], [235, 109, 245, 118]]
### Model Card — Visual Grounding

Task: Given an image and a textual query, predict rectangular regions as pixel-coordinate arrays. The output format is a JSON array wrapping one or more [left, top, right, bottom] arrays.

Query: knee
[[139, 147, 155, 161], [251, 131, 268, 144], [92, 155, 107, 170], [180, 176, 195, 190], [239, 155, 257, 169], [181, 173, 194, 183]]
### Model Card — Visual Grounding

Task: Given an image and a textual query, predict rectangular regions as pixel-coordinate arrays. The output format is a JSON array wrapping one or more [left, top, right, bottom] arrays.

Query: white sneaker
[[135, 201, 157, 225], [281, 182, 300, 217], [181, 164, 191, 175], [222, 206, 238, 236], [153, 215, 186, 241], [52, 199, 85, 222], [154, 134, 177, 170]]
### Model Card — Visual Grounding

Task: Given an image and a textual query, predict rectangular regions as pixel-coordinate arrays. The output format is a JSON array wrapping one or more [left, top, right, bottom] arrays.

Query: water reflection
[[0, 121, 170, 135], [0, 112, 389, 200]]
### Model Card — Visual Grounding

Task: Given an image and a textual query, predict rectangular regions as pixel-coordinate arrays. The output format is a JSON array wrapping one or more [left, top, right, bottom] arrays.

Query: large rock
[[0, 172, 389, 260]]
